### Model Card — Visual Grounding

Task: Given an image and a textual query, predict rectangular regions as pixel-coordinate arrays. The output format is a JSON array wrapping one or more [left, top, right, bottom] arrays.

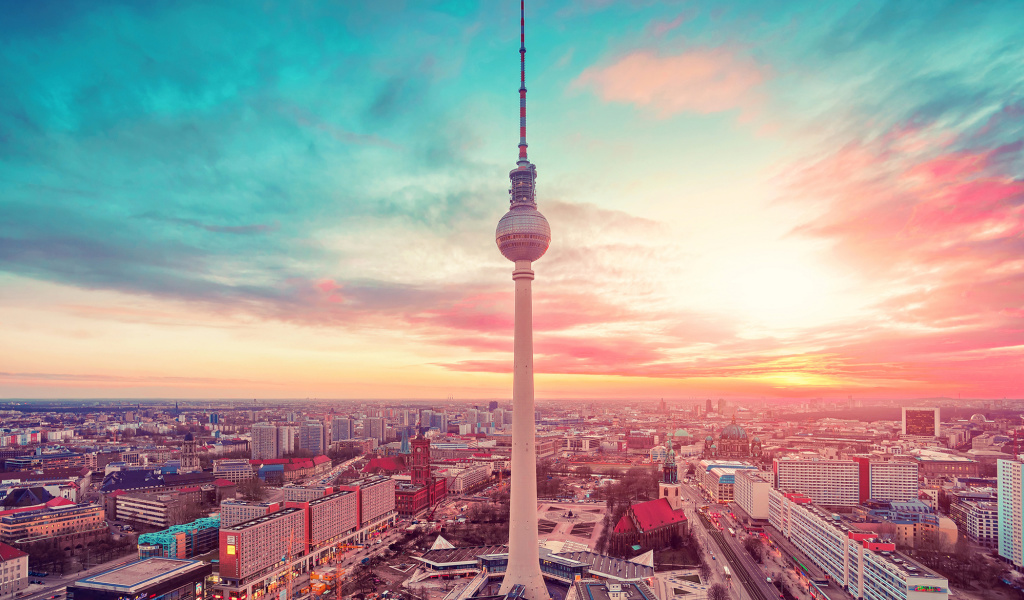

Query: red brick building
[[395, 436, 447, 517], [610, 498, 688, 553]]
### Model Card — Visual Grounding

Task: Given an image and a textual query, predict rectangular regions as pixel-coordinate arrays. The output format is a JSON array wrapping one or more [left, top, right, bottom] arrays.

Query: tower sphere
[[496, 206, 550, 262]]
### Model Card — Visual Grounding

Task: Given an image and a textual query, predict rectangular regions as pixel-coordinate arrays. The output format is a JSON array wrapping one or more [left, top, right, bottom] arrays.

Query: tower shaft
[[500, 259, 547, 600]]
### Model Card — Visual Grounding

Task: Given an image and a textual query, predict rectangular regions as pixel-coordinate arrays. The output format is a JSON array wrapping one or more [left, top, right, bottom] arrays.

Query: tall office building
[[277, 425, 295, 456], [431, 411, 448, 433], [903, 407, 940, 437], [999, 459, 1024, 567], [705, 398, 713, 414], [251, 423, 279, 460], [363, 417, 385, 443], [298, 421, 324, 454], [494, 3, 550, 596], [331, 417, 352, 441]]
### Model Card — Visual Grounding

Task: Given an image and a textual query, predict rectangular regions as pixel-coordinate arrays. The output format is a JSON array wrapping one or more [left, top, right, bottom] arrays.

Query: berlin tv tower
[[495, 1, 550, 598]]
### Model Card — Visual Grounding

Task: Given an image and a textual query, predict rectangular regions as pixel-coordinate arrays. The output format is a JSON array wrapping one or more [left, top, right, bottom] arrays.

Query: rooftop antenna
[[518, 0, 528, 164]]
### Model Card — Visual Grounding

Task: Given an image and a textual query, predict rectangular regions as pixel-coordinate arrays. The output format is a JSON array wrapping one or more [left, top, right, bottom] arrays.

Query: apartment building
[[774, 457, 860, 506], [959, 501, 999, 549], [219, 500, 282, 528], [294, 490, 358, 547], [299, 421, 324, 454], [769, 489, 950, 600], [734, 470, 773, 520], [862, 457, 919, 502], [0, 502, 106, 546], [251, 424, 278, 460], [337, 476, 396, 533], [0, 543, 28, 596], [219, 508, 307, 585], [998, 459, 1024, 567]]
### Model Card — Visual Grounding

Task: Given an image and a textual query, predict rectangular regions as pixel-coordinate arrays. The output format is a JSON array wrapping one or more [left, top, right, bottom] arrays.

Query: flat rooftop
[[222, 506, 301, 531], [75, 558, 205, 592], [574, 581, 657, 600], [418, 544, 507, 565]]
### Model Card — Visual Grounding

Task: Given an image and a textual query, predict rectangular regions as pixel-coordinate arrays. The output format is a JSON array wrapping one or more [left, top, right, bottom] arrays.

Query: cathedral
[[702, 416, 761, 459]]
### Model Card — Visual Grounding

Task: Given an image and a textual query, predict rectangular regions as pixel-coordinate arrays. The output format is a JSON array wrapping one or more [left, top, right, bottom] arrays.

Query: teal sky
[[2, 1, 1023, 399]]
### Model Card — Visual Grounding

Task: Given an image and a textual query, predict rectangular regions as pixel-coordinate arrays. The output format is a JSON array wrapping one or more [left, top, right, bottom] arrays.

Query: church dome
[[720, 422, 748, 440], [705, 435, 714, 442], [751, 435, 761, 443], [184, 432, 194, 441]]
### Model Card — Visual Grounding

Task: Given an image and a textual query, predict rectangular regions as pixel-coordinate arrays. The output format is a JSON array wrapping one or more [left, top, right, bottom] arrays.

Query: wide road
[[697, 511, 769, 600], [718, 517, 782, 600], [678, 480, 773, 600]]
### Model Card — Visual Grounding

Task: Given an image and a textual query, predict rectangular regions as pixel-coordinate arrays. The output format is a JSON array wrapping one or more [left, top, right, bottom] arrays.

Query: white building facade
[[998, 459, 1024, 567], [769, 489, 950, 600], [774, 457, 860, 506]]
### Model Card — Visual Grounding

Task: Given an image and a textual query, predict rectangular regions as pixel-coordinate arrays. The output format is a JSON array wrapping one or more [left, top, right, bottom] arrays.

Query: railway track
[[697, 511, 769, 600]]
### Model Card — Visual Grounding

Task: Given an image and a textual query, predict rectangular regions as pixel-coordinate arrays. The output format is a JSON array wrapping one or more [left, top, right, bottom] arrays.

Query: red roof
[[613, 513, 636, 533], [628, 498, 687, 532], [213, 479, 237, 487], [44, 497, 74, 507], [0, 505, 42, 518], [313, 455, 330, 465], [0, 542, 27, 562], [361, 456, 406, 474], [178, 486, 201, 493]]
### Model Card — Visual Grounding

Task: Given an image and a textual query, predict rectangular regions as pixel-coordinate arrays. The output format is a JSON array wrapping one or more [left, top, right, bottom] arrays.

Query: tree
[[744, 536, 764, 563], [168, 501, 208, 525], [698, 559, 712, 583], [708, 583, 729, 600], [238, 477, 268, 501]]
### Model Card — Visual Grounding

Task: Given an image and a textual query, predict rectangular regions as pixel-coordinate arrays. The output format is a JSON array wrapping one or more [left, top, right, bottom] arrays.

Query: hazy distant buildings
[[277, 425, 295, 456], [331, 417, 352, 441], [362, 417, 385, 443], [299, 421, 324, 454]]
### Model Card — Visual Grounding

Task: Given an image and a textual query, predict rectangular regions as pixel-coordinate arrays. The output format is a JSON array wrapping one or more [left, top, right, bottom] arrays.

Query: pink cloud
[[775, 118, 1024, 395], [574, 49, 767, 118]]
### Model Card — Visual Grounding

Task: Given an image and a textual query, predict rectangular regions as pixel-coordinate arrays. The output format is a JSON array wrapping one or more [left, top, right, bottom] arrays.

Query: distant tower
[[401, 429, 411, 454], [663, 433, 677, 484], [179, 432, 200, 473], [496, 2, 550, 598], [411, 435, 432, 487], [660, 433, 682, 509]]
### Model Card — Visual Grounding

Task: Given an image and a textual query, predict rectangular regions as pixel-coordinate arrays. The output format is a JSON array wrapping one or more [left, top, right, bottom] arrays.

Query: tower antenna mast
[[518, 0, 528, 163], [495, 1, 551, 598]]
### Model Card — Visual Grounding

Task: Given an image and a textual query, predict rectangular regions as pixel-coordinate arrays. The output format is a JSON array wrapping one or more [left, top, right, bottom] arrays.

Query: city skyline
[[2, 1, 1024, 400]]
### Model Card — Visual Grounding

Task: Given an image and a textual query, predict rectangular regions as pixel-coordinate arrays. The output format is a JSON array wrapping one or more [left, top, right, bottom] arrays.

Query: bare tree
[[698, 559, 712, 583], [238, 477, 268, 501], [708, 583, 729, 600]]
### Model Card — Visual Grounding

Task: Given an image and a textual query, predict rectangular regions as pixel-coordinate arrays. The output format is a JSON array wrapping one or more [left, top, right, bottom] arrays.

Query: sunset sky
[[2, 0, 1023, 400]]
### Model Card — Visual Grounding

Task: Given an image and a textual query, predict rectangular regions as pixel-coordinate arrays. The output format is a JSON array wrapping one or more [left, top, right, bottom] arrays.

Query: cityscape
[[2, 2, 1023, 600]]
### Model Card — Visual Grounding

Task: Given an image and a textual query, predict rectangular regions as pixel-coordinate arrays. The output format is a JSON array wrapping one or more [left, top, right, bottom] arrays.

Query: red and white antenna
[[518, 0, 529, 164]]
